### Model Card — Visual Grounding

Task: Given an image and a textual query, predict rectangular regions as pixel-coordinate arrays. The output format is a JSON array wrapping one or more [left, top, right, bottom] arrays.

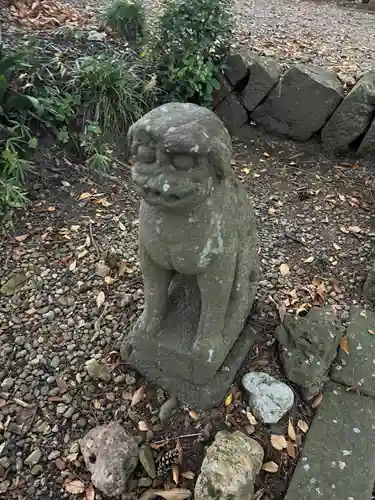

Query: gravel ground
[[1, 1, 375, 499], [1, 128, 374, 500], [234, 0, 375, 85]]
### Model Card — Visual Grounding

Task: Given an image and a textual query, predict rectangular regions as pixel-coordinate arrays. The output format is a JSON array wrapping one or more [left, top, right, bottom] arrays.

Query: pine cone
[[156, 448, 180, 478]]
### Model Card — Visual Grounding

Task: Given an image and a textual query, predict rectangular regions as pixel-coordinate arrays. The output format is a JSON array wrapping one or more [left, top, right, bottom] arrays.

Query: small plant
[[102, 0, 145, 40], [70, 55, 157, 136], [0, 47, 38, 214], [147, 0, 235, 106]]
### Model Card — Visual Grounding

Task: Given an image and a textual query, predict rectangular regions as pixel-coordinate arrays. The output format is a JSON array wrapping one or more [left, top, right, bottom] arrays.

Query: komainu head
[[128, 102, 233, 211]]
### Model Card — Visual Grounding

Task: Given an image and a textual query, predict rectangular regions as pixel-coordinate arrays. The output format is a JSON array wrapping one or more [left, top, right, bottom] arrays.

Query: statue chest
[[139, 207, 224, 274]]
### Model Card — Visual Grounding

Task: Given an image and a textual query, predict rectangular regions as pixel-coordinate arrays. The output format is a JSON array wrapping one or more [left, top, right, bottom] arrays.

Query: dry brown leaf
[[65, 479, 85, 494], [316, 281, 325, 301], [139, 488, 192, 500], [172, 463, 179, 484], [246, 410, 258, 425], [130, 386, 145, 408], [262, 461, 279, 473], [311, 393, 323, 408], [138, 420, 149, 432], [286, 441, 296, 459], [96, 291, 105, 308], [95, 261, 111, 278], [297, 420, 309, 433], [331, 279, 342, 294], [270, 434, 287, 451], [14, 234, 29, 242], [85, 483, 95, 500], [279, 263, 290, 277], [288, 419, 296, 441], [188, 409, 199, 420], [340, 335, 350, 355], [181, 471, 195, 480]]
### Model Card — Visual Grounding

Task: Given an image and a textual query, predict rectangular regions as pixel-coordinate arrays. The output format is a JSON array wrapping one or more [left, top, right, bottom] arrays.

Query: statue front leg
[[193, 253, 236, 372], [134, 245, 173, 335]]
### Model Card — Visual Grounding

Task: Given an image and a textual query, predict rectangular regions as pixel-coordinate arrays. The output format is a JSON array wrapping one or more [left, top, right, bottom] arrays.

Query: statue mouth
[[135, 184, 194, 206]]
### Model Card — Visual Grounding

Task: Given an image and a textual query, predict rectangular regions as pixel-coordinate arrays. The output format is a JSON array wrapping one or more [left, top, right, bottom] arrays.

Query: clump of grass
[[70, 55, 158, 136], [102, 0, 145, 41]]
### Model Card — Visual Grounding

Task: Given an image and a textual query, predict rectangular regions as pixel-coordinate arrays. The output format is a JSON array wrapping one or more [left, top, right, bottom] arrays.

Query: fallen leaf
[[95, 261, 111, 278], [286, 441, 296, 458], [139, 489, 192, 500], [118, 221, 127, 231], [181, 471, 195, 480], [85, 483, 95, 500], [279, 263, 290, 277], [331, 279, 342, 294], [172, 463, 179, 484], [348, 226, 361, 234], [339, 226, 349, 234], [78, 192, 92, 200], [262, 461, 279, 473], [14, 234, 29, 242], [270, 434, 287, 450], [65, 479, 85, 494], [138, 420, 149, 432], [224, 393, 233, 406], [304, 256, 314, 263], [311, 393, 323, 408], [246, 410, 258, 425], [104, 276, 117, 285], [96, 291, 105, 308], [188, 409, 200, 420], [316, 281, 325, 301], [297, 420, 309, 433], [288, 419, 296, 441], [130, 386, 145, 408], [69, 260, 77, 271], [340, 335, 350, 354]]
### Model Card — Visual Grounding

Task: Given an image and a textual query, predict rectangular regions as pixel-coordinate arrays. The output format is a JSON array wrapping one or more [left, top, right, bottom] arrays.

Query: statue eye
[[138, 145, 156, 163], [172, 154, 195, 170]]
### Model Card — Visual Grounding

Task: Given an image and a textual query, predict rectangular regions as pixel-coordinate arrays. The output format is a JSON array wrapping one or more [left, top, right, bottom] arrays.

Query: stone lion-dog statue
[[121, 102, 259, 390]]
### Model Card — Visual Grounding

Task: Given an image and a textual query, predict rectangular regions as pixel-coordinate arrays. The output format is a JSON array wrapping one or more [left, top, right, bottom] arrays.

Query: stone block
[[223, 53, 249, 87], [358, 118, 375, 156], [321, 70, 375, 152], [240, 56, 282, 112], [251, 64, 344, 141], [215, 93, 248, 135], [212, 73, 233, 109], [331, 307, 375, 397], [285, 382, 375, 500], [275, 306, 342, 399]]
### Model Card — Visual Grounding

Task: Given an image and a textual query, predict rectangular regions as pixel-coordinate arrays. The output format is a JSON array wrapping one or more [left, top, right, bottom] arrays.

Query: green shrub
[[0, 48, 38, 214], [102, 0, 145, 40], [147, 0, 234, 106], [69, 55, 157, 136]]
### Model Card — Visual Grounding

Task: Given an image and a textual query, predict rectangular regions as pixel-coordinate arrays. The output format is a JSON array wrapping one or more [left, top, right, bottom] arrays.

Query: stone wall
[[213, 51, 375, 156]]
